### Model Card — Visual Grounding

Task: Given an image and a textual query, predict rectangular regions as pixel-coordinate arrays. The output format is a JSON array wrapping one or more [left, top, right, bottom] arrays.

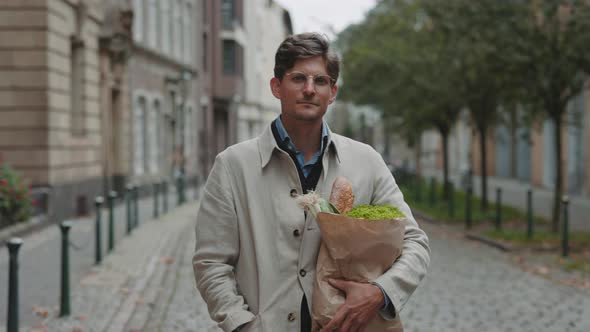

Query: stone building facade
[[0, 0, 133, 222]]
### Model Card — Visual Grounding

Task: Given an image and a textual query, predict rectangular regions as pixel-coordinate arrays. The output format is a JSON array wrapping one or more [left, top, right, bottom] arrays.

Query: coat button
[[290, 189, 297, 197], [299, 269, 306, 277], [288, 312, 296, 321], [293, 229, 300, 237]]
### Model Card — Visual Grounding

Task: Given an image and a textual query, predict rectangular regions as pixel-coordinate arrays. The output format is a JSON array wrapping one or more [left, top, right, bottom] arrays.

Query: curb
[[0, 214, 48, 246], [412, 209, 512, 252]]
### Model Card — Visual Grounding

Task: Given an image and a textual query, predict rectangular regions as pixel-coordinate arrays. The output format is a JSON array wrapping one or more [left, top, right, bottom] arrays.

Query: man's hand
[[320, 279, 384, 332]]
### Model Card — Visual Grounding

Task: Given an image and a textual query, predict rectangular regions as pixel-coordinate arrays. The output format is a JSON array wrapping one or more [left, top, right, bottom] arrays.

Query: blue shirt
[[274, 116, 328, 178]]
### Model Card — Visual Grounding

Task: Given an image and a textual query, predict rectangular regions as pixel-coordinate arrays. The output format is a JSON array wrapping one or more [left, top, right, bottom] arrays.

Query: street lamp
[[164, 70, 194, 204]]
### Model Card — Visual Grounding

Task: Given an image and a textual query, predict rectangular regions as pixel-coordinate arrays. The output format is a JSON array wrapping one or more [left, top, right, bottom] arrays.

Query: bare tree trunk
[[441, 128, 450, 200], [551, 112, 563, 233], [479, 124, 488, 211], [510, 107, 518, 178]]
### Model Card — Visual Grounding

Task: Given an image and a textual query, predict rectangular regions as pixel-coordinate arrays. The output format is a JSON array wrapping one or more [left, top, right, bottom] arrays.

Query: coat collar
[[258, 121, 341, 169]]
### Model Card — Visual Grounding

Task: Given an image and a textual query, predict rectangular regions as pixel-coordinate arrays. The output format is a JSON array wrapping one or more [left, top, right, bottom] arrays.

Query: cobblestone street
[[3, 203, 589, 331], [401, 222, 590, 332]]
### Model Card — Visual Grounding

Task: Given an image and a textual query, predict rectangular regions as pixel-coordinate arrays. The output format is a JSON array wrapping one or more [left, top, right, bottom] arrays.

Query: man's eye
[[292, 75, 307, 83], [314, 77, 330, 86]]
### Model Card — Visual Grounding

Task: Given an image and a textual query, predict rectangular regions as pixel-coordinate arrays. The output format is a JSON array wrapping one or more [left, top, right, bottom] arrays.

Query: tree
[[512, 0, 590, 232], [338, 0, 464, 199]]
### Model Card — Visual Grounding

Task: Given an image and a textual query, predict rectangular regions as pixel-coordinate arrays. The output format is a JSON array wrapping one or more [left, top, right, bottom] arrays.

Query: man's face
[[270, 56, 338, 124]]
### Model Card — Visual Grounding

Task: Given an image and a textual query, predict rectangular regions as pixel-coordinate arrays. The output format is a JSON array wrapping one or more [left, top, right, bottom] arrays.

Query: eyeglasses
[[283, 71, 335, 89]]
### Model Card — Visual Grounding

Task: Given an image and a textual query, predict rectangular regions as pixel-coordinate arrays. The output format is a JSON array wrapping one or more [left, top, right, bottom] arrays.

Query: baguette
[[329, 176, 354, 214]]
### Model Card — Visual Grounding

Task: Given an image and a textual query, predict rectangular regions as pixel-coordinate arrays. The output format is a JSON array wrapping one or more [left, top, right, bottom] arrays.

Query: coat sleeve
[[193, 155, 255, 332], [369, 151, 431, 319]]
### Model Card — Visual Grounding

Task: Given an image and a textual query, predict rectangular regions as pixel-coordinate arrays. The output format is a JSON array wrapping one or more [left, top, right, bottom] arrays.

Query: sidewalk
[[0, 188, 200, 331], [36, 200, 215, 332], [422, 171, 590, 231]]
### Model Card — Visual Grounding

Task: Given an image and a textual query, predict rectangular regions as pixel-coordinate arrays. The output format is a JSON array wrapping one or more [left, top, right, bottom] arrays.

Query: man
[[193, 33, 430, 332]]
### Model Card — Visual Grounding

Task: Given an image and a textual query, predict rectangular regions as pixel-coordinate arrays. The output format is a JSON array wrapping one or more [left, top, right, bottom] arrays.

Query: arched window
[[132, 0, 144, 43]]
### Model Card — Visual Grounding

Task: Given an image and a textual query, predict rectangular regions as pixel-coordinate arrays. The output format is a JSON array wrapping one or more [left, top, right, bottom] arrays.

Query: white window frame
[[174, 0, 183, 59], [134, 95, 147, 175], [183, 2, 193, 63]]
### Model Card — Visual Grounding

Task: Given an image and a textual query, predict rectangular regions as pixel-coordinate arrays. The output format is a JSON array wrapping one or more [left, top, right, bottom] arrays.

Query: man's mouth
[[297, 101, 319, 106]]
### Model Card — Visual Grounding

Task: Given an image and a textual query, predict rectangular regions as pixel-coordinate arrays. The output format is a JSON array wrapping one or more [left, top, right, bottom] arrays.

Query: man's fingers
[[321, 305, 348, 332], [327, 278, 348, 292]]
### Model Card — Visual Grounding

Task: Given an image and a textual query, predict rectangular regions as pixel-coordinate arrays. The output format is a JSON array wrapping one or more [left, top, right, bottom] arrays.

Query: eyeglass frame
[[282, 71, 336, 89]]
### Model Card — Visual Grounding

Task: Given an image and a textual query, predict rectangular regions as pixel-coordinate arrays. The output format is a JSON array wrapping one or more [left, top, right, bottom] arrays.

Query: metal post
[[177, 174, 185, 206], [153, 182, 159, 218], [59, 222, 72, 317], [429, 177, 435, 207], [466, 185, 472, 230], [163, 181, 168, 213], [6, 237, 23, 332], [448, 182, 454, 219], [126, 185, 132, 235], [95, 196, 104, 264], [495, 188, 502, 231], [527, 189, 533, 240], [562, 195, 569, 257], [108, 191, 117, 252], [133, 185, 139, 228]]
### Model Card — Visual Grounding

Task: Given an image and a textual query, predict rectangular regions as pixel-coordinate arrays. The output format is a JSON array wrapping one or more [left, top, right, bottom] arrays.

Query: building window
[[147, 0, 159, 48], [202, 33, 207, 71], [70, 37, 85, 136], [168, 0, 175, 56], [134, 97, 147, 174], [223, 39, 242, 75], [161, 0, 170, 54], [133, 0, 144, 42], [185, 106, 193, 160], [183, 2, 193, 63], [151, 100, 161, 172], [174, 0, 183, 59], [221, 0, 235, 29]]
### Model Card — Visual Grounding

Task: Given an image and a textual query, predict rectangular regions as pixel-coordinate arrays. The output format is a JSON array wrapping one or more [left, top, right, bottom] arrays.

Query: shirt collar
[[258, 117, 340, 169], [274, 115, 329, 154]]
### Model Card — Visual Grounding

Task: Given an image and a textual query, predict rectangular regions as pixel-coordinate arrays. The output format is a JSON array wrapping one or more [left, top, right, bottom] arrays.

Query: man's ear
[[328, 84, 338, 104], [270, 77, 282, 99]]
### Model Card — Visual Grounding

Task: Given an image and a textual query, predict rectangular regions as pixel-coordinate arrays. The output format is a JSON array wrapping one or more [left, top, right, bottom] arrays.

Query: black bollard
[[495, 188, 502, 231], [59, 222, 72, 317], [465, 184, 472, 230], [448, 182, 454, 219], [527, 189, 533, 240], [6, 237, 23, 332], [177, 175, 186, 206], [95, 196, 104, 264], [562, 196, 569, 257], [429, 177, 436, 207], [133, 185, 139, 228], [108, 191, 117, 252], [153, 182, 159, 218], [162, 181, 168, 213], [126, 185, 132, 235]]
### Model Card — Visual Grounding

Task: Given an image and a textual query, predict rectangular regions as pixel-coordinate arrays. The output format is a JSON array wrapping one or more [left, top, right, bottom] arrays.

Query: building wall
[[129, 0, 202, 185], [0, 0, 113, 221]]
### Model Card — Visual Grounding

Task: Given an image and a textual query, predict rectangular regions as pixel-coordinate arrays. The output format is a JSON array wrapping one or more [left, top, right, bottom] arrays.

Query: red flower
[[0, 179, 7, 187]]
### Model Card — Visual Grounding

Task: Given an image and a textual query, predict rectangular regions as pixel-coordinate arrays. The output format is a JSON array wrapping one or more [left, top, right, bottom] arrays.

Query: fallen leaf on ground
[[535, 266, 550, 275], [160, 256, 175, 264], [77, 314, 88, 321], [32, 306, 49, 318], [72, 328, 84, 332]]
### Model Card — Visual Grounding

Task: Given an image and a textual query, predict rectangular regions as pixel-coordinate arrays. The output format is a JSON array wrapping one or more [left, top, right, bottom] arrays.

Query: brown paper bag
[[311, 212, 406, 332]]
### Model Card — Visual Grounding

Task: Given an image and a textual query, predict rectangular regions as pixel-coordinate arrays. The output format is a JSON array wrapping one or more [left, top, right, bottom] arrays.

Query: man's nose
[[302, 77, 316, 95]]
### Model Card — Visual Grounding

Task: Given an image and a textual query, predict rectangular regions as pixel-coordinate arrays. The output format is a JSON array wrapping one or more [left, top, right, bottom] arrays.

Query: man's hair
[[274, 32, 340, 83]]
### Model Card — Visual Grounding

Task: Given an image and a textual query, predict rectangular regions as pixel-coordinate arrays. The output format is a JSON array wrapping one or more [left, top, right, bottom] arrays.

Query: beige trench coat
[[193, 124, 430, 332]]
